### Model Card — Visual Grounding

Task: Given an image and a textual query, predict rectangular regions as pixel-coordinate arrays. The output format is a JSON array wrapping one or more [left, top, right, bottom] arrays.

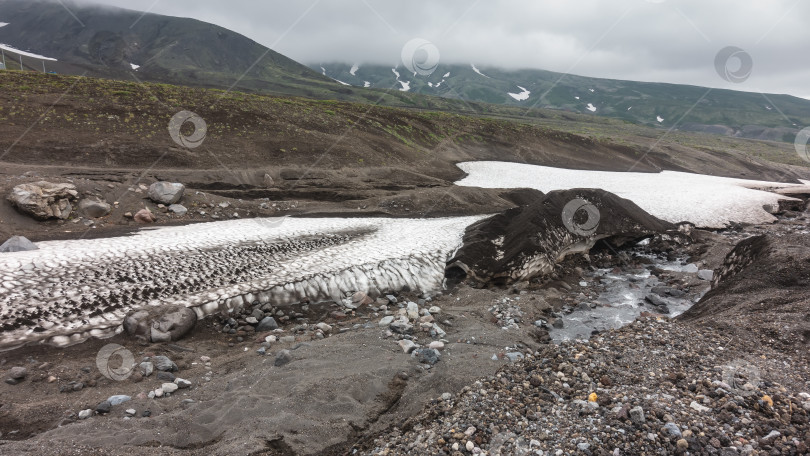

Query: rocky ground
[[0, 208, 806, 455]]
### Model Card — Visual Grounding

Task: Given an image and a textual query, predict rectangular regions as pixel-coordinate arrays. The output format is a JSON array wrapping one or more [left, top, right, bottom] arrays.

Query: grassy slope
[[1, 70, 808, 180]]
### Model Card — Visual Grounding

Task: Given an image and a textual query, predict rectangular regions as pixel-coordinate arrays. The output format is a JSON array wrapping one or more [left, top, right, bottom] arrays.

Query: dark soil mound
[[680, 233, 810, 348], [445, 189, 673, 288]]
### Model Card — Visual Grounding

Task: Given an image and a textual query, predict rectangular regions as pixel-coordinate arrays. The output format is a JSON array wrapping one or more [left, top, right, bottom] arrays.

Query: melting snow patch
[[589, 88, 595, 93], [656, 116, 664, 123], [398, 80, 411, 92], [320, 66, 327, 75], [0, 23, 8, 28], [574, 96, 580, 100], [455, 161, 809, 228], [0, 44, 57, 61], [765, 105, 772, 111], [508, 86, 531, 101], [130, 63, 140, 70], [627, 107, 632, 111], [471, 64, 490, 78], [586, 103, 597, 112], [364, 81, 371, 88], [392, 68, 400, 79], [335, 79, 351, 86], [443, 72, 450, 78], [349, 64, 359, 76]]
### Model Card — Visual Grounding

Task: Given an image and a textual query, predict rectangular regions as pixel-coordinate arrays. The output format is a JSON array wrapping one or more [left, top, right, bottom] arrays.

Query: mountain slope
[[0, 0, 354, 98], [316, 62, 810, 142]]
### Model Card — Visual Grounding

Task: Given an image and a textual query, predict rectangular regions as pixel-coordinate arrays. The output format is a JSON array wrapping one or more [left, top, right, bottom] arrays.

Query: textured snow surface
[[0, 217, 482, 349], [456, 161, 807, 228]]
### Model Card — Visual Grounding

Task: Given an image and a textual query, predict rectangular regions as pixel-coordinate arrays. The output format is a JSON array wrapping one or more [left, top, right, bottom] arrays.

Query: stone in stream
[[0, 236, 38, 253], [697, 269, 714, 281]]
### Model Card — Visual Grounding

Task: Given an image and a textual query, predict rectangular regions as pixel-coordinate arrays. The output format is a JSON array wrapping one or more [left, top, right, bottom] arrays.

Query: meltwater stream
[[550, 251, 709, 343]]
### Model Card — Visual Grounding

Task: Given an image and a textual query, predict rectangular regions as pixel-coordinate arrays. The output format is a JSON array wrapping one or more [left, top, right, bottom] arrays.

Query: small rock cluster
[[378, 294, 448, 367]]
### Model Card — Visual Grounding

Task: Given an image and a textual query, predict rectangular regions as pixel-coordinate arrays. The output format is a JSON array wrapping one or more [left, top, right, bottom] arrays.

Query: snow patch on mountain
[[392, 68, 410, 92], [364, 81, 371, 88], [350, 63, 359, 76], [586, 103, 597, 112], [508, 86, 531, 101], [471, 64, 490, 78], [656, 116, 664, 123], [130, 63, 140, 70], [0, 23, 8, 28], [0, 44, 57, 61]]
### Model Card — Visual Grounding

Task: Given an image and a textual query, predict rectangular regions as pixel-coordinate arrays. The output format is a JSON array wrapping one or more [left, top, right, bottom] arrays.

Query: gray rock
[[7, 181, 77, 220], [385, 294, 398, 304], [95, 400, 112, 414], [263, 173, 275, 188], [505, 352, 524, 362], [108, 395, 131, 406], [256, 317, 279, 332], [398, 340, 419, 354], [152, 356, 178, 372], [378, 316, 395, 327], [577, 443, 591, 451], [645, 294, 668, 307], [245, 316, 258, 325], [138, 362, 154, 377], [156, 372, 176, 382], [682, 263, 699, 273], [406, 301, 419, 320], [389, 321, 413, 335], [125, 409, 137, 416], [413, 348, 440, 365], [147, 182, 185, 205], [552, 319, 564, 329], [78, 409, 93, 420], [8, 367, 27, 380], [78, 199, 111, 218], [697, 269, 714, 281], [0, 236, 38, 253], [274, 349, 293, 367], [168, 204, 188, 216], [630, 406, 645, 424], [662, 422, 682, 438], [175, 378, 192, 389], [162, 383, 179, 394]]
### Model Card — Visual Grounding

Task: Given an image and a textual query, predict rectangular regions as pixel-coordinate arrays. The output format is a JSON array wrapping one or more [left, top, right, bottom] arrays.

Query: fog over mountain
[[69, 0, 810, 99]]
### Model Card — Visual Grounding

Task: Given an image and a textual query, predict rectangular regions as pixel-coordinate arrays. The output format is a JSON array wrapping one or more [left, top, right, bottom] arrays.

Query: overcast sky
[[76, 0, 809, 99]]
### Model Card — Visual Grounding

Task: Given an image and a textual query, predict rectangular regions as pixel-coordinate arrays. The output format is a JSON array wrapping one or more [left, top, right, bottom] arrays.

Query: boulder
[[123, 306, 197, 343], [168, 204, 188, 216], [7, 181, 78, 220], [148, 182, 185, 205], [134, 208, 156, 223], [78, 199, 111, 218], [0, 236, 38, 253]]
